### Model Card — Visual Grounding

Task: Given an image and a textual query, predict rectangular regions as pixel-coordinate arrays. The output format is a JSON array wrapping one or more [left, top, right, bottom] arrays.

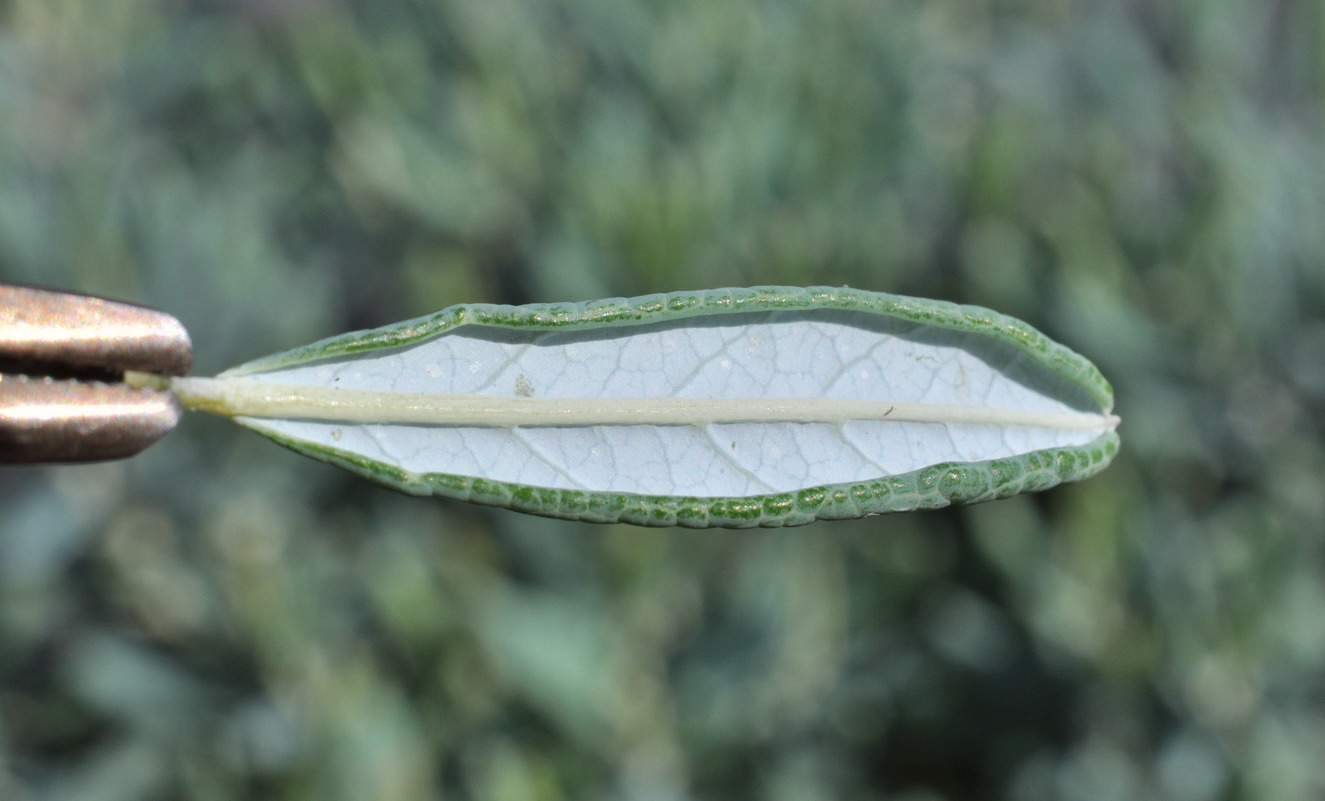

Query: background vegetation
[[2, 1, 1323, 798]]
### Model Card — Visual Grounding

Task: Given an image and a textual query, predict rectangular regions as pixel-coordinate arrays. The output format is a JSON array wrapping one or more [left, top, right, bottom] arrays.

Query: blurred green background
[[2, 1, 1323, 799]]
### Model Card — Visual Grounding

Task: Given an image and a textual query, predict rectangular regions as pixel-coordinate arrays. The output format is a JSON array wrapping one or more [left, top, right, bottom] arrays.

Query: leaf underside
[[216, 286, 1119, 528]]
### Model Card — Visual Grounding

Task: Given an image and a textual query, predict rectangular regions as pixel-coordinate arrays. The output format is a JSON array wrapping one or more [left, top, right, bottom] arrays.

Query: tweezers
[[0, 283, 191, 463]]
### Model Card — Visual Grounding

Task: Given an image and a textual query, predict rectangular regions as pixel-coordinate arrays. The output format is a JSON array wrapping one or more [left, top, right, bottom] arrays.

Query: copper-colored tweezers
[[0, 283, 191, 463]]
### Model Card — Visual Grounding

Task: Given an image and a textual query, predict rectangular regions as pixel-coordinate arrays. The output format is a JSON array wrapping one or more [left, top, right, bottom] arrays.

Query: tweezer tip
[[0, 283, 192, 378], [1, 283, 191, 463], [0, 376, 181, 463]]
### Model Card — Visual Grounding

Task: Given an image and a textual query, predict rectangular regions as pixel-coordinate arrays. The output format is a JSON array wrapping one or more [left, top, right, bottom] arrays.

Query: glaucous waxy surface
[[168, 287, 1120, 527]]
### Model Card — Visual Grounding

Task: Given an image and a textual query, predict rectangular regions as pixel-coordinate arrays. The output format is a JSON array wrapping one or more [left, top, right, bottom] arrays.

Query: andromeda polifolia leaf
[[159, 287, 1120, 527]]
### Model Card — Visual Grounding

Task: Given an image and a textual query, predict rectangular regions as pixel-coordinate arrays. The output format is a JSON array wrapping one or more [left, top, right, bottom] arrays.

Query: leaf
[[162, 287, 1120, 528]]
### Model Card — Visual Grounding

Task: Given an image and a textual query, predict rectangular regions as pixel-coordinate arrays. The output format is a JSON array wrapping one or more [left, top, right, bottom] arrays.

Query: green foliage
[[1, 1, 1323, 799]]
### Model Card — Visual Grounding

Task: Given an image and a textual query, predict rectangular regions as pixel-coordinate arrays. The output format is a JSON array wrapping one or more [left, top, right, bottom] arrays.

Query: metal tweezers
[[0, 283, 191, 463]]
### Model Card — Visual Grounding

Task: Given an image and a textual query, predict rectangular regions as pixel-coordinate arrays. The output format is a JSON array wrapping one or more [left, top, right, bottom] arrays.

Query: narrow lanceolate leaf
[[155, 287, 1121, 527]]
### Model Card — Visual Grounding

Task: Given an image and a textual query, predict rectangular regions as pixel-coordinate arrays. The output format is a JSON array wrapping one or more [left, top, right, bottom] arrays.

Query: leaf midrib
[[163, 376, 1119, 431]]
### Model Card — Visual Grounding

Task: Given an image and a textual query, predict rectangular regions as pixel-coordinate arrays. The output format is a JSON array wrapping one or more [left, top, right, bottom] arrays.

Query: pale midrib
[[151, 375, 1120, 431]]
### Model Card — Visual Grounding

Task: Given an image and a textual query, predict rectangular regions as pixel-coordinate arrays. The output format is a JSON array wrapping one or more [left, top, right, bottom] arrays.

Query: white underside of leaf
[[197, 310, 1113, 496]]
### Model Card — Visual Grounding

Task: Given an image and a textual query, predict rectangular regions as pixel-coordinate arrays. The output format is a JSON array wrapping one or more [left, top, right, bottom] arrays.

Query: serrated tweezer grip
[[0, 284, 192, 463]]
